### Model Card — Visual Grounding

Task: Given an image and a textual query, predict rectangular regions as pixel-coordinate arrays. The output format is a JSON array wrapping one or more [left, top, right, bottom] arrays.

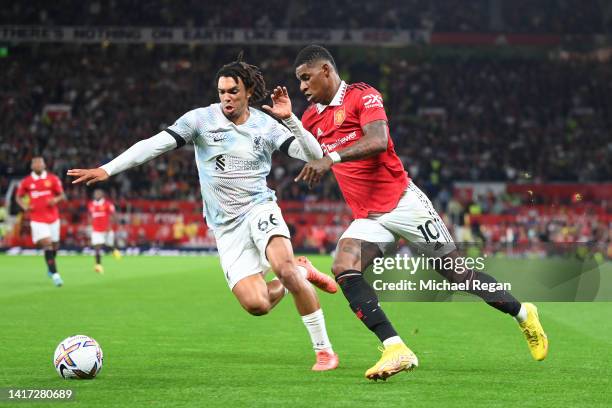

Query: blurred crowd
[[383, 57, 612, 192], [4, 45, 611, 203], [3, 0, 611, 33], [1, 44, 611, 252]]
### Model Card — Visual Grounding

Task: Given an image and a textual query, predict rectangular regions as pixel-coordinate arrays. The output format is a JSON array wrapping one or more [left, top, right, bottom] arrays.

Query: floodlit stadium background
[[1, 0, 611, 257], [2, 3, 612, 407]]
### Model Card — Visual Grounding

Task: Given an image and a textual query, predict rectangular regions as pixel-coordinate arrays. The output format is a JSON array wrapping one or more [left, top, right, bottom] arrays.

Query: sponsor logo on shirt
[[227, 156, 261, 171], [31, 190, 52, 199], [362, 93, 384, 109], [215, 155, 261, 171], [320, 131, 357, 154], [215, 155, 226, 171]]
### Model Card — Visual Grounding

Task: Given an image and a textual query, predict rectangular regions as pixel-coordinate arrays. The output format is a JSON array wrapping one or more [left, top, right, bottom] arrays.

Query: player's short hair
[[293, 45, 337, 71], [215, 52, 268, 105]]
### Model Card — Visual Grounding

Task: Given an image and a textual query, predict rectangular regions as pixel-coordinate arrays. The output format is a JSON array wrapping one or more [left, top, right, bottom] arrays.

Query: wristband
[[328, 151, 341, 164]]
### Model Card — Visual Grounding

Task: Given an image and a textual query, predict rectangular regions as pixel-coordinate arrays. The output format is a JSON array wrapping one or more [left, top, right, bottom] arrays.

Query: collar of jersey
[[316, 81, 347, 114], [94, 198, 105, 205], [31, 171, 47, 180]]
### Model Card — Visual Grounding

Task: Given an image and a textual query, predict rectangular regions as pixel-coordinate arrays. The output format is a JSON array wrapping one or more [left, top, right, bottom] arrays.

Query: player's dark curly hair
[[293, 44, 337, 71], [214, 52, 268, 105]]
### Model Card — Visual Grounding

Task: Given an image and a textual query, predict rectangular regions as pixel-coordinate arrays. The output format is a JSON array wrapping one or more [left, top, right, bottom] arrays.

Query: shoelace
[[522, 327, 540, 346], [317, 352, 332, 364]]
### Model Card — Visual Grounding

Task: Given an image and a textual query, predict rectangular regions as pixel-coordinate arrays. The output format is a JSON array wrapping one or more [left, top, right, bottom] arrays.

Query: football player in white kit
[[68, 57, 339, 371]]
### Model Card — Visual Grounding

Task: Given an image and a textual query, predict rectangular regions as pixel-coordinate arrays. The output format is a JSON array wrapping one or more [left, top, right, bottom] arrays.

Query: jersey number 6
[[258, 213, 279, 232]]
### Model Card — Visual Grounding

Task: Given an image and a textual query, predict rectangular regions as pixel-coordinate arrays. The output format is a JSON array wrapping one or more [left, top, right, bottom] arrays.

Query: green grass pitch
[[1, 254, 611, 407]]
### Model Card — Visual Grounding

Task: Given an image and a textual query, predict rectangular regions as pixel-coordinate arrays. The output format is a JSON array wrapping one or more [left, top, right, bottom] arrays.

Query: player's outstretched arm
[[67, 168, 110, 186], [68, 131, 179, 186], [263, 86, 323, 161], [282, 116, 323, 162]]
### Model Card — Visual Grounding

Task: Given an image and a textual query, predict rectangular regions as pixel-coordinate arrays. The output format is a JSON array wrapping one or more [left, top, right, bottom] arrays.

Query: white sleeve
[[166, 109, 198, 145], [281, 113, 323, 161], [100, 131, 177, 176]]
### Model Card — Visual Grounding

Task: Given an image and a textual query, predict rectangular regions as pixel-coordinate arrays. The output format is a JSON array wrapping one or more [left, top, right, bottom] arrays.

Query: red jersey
[[301, 81, 409, 219], [17, 171, 64, 223], [88, 198, 115, 232]]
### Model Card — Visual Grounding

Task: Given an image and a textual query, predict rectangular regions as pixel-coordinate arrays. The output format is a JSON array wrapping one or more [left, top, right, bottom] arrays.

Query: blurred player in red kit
[[87, 189, 121, 274], [293, 45, 548, 381], [16, 157, 66, 287]]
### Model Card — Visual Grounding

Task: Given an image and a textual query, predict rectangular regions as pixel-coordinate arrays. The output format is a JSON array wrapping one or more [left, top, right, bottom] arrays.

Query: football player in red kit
[[293, 45, 548, 381], [16, 157, 66, 286], [87, 189, 121, 273]]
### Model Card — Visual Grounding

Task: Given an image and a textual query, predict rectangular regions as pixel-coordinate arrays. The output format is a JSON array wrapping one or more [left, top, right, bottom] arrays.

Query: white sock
[[514, 304, 528, 323], [301, 309, 333, 352], [296, 265, 308, 279], [382, 336, 403, 348]]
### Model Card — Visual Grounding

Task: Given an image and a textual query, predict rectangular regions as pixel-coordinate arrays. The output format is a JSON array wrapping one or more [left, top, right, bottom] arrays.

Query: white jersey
[[166, 103, 293, 229]]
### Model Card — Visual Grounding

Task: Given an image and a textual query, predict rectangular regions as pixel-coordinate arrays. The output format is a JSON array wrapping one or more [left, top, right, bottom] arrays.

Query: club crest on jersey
[[44, 180, 52, 187], [253, 135, 262, 151], [334, 108, 345, 127]]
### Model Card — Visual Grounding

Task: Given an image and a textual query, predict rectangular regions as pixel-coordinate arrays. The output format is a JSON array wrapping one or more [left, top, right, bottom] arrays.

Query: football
[[53, 335, 103, 379]]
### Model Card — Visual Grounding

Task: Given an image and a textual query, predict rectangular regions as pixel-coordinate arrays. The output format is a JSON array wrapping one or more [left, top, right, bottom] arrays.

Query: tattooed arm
[[294, 120, 388, 186]]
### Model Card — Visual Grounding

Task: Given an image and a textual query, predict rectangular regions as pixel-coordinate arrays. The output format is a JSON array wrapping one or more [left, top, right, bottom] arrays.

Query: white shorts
[[340, 183, 456, 257], [214, 201, 291, 290], [91, 230, 115, 246], [31, 220, 60, 244]]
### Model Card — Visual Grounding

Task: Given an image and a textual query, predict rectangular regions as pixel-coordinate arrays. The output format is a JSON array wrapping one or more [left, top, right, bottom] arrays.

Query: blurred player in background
[[293, 45, 548, 380], [16, 157, 66, 287], [87, 189, 121, 274], [68, 57, 340, 371]]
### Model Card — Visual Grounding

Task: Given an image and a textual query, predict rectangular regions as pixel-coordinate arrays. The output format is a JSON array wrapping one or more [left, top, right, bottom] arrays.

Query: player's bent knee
[[242, 299, 271, 316], [246, 306, 270, 316], [271, 260, 295, 279], [274, 263, 303, 292], [331, 262, 357, 277]]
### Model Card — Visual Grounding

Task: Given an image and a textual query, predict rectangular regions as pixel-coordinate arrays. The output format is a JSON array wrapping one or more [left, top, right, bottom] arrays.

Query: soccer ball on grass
[[53, 335, 103, 379]]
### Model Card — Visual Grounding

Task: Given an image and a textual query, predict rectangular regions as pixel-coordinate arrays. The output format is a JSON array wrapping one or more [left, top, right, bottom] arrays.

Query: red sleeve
[[87, 202, 93, 214], [16, 178, 27, 197], [109, 203, 116, 214], [357, 87, 388, 127], [52, 175, 64, 194]]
